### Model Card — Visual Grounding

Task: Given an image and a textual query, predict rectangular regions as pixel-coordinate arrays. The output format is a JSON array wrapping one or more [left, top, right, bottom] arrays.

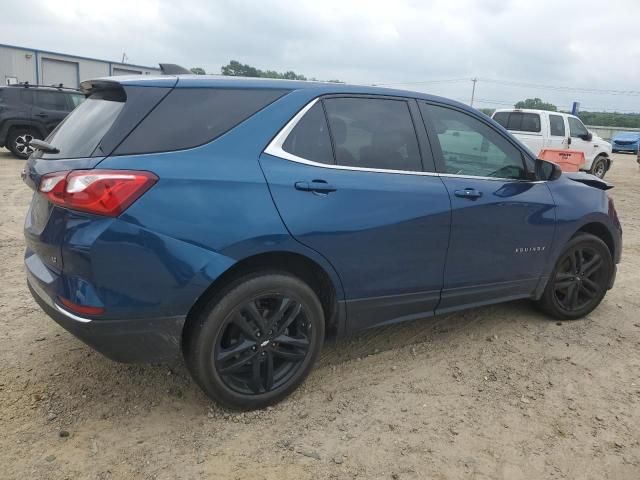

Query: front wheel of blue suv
[[184, 273, 325, 410], [536, 233, 614, 320]]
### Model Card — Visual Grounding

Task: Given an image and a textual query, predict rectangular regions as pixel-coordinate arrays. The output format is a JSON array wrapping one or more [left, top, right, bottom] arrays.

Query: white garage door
[[42, 58, 79, 88], [113, 67, 142, 75]]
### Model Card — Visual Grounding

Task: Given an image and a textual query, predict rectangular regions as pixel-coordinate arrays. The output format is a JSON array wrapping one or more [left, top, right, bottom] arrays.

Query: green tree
[[514, 98, 557, 111], [577, 111, 640, 128], [220, 60, 313, 81], [221, 60, 260, 77], [478, 108, 495, 117], [190, 67, 206, 75]]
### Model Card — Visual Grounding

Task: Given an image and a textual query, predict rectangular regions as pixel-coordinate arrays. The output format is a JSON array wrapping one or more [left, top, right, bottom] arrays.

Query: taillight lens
[[39, 170, 158, 217], [58, 296, 105, 316]]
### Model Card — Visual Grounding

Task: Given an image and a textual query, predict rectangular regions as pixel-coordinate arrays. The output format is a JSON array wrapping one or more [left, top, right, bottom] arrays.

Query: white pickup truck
[[492, 109, 612, 178]]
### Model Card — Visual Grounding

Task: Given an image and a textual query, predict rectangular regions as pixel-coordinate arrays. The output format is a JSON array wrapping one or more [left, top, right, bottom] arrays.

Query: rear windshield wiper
[[29, 139, 60, 154]]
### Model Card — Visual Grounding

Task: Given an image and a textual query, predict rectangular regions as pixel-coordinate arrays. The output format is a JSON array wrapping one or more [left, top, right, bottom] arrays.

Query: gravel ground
[[1, 149, 639, 480]]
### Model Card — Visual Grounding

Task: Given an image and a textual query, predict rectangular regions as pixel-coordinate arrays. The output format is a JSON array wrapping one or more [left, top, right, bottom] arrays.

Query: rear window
[[323, 97, 422, 172], [114, 88, 289, 155], [493, 112, 541, 133], [68, 93, 85, 108], [33, 89, 126, 160]]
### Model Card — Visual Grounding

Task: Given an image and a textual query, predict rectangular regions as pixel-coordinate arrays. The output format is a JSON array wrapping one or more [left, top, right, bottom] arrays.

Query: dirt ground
[[1, 149, 638, 480]]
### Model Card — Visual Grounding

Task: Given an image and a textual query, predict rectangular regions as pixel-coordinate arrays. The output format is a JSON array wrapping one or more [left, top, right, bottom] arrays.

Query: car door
[[32, 90, 72, 133], [261, 96, 451, 331], [567, 115, 596, 164], [547, 113, 569, 150], [418, 101, 556, 313]]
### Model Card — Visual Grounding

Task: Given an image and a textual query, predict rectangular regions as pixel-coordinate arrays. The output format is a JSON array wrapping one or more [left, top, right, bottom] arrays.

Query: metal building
[[0, 43, 160, 88]]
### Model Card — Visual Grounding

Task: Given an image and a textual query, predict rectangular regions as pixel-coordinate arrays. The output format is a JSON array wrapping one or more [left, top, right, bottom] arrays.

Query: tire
[[185, 273, 324, 410], [536, 233, 613, 320], [590, 155, 608, 179], [6, 127, 42, 159]]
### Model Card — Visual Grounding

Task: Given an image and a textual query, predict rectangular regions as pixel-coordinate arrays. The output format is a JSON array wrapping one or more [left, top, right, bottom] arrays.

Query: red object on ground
[[538, 149, 585, 172]]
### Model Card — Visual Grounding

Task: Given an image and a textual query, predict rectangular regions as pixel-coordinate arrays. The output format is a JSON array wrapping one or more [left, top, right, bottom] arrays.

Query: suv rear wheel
[[185, 273, 324, 410], [7, 127, 42, 159]]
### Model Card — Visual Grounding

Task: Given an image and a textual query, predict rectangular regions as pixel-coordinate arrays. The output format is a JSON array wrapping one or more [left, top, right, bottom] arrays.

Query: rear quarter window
[[492, 112, 541, 133], [114, 88, 289, 155]]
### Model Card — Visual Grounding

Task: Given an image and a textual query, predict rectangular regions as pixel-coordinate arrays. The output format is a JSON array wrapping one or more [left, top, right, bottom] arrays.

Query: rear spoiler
[[159, 63, 191, 75], [564, 172, 613, 190]]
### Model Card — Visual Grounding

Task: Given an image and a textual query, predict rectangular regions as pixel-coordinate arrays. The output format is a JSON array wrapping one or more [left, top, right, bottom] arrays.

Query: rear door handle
[[295, 180, 337, 194], [454, 188, 483, 200], [35, 113, 48, 118]]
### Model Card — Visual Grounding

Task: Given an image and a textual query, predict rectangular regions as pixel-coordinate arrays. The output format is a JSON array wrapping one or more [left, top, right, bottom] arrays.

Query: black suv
[[0, 84, 84, 159]]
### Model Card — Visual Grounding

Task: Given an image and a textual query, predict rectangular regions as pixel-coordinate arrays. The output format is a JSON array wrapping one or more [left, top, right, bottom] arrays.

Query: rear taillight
[[39, 170, 158, 217], [58, 296, 105, 316]]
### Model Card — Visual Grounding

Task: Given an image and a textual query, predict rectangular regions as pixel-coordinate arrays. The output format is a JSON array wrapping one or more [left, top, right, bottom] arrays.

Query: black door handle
[[454, 188, 483, 200], [295, 180, 336, 194], [35, 113, 48, 118]]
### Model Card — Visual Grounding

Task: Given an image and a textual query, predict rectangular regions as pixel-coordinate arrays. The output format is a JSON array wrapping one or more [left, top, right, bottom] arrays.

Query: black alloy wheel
[[215, 294, 312, 395], [185, 273, 324, 410], [553, 246, 607, 311], [537, 233, 613, 320]]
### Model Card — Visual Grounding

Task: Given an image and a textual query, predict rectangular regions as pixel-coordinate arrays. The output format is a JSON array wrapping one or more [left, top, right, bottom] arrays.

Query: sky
[[2, 0, 640, 112]]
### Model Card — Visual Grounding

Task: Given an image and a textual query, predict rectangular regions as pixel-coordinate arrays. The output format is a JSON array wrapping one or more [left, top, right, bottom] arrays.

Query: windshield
[[33, 89, 125, 160]]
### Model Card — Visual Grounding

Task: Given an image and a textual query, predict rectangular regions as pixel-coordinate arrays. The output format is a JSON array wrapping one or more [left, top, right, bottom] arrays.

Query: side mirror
[[579, 132, 593, 142], [535, 158, 562, 181]]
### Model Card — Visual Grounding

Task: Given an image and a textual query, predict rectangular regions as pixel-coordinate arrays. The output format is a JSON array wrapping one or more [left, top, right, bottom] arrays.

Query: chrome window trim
[[263, 97, 542, 183], [54, 303, 93, 323]]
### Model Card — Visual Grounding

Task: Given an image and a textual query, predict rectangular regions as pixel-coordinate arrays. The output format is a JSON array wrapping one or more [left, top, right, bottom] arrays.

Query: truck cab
[[492, 109, 612, 178]]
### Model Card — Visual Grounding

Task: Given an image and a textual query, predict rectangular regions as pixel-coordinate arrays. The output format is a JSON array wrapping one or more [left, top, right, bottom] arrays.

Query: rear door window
[[35, 91, 69, 111], [549, 114, 566, 136], [322, 97, 422, 172], [282, 102, 334, 164], [114, 88, 289, 155]]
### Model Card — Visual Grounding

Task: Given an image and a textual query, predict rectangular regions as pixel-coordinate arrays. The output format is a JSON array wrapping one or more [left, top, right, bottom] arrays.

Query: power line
[[372, 78, 469, 86], [374, 77, 640, 96], [472, 78, 640, 96]]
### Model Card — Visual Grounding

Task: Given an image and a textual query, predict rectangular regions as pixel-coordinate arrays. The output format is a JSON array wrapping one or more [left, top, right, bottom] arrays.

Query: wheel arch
[[0, 120, 47, 142], [182, 251, 342, 353], [574, 222, 615, 259]]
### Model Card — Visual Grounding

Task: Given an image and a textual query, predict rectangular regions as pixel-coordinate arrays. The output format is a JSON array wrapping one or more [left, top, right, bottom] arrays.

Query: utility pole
[[470, 77, 478, 107]]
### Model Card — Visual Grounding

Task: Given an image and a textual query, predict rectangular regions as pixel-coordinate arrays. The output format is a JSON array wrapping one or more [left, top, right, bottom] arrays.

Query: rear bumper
[[27, 277, 185, 363]]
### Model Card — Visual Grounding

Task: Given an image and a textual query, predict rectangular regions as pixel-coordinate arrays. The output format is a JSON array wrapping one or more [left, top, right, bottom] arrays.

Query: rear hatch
[[23, 77, 176, 276]]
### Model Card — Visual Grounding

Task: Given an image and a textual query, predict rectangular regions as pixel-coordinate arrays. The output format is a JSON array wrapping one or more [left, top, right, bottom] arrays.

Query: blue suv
[[24, 75, 622, 409]]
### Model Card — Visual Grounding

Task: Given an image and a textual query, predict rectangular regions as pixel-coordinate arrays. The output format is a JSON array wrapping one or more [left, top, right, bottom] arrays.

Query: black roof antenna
[[159, 64, 191, 75]]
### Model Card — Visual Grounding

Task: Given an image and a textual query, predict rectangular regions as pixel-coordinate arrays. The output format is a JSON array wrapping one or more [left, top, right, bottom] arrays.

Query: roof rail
[[6, 82, 81, 92], [159, 63, 191, 75]]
